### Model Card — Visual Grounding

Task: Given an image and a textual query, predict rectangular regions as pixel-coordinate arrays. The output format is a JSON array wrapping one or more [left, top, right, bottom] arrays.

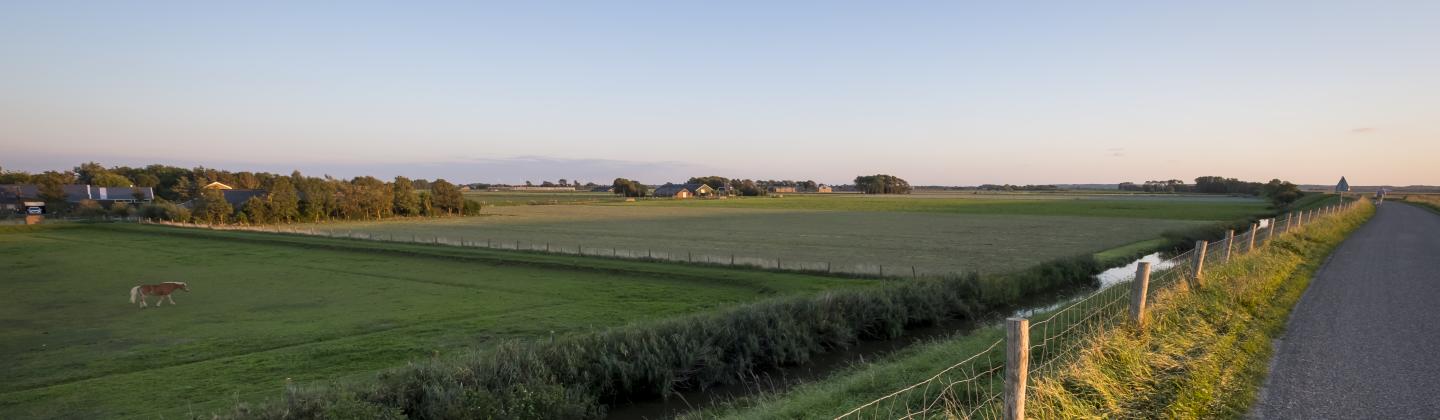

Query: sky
[[2, 1, 1437, 186]]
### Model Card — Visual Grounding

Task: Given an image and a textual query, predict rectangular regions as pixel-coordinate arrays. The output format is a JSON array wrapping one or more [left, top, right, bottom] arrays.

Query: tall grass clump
[[222, 256, 1105, 419], [1023, 200, 1372, 419]]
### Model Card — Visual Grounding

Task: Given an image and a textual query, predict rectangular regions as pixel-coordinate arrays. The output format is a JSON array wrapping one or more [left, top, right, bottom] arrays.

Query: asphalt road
[[1252, 202, 1440, 419]]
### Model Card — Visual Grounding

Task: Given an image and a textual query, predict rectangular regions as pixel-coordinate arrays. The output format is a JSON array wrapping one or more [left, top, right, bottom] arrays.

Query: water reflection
[[1014, 252, 1180, 317]]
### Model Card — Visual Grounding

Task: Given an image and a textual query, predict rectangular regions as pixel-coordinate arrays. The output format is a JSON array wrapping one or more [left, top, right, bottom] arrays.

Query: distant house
[[816, 184, 833, 193], [203, 181, 235, 190], [768, 186, 797, 193], [0, 184, 155, 211], [218, 189, 269, 207], [1335, 177, 1350, 193], [652, 183, 692, 198], [652, 183, 717, 199]]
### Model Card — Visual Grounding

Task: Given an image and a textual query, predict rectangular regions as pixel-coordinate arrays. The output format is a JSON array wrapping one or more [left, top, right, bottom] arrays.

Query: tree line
[[1120, 176, 1304, 208], [1, 162, 482, 224]]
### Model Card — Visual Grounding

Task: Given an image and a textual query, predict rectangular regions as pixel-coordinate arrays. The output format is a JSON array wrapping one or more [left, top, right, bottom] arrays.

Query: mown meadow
[[0, 224, 872, 419], [298, 193, 1264, 275]]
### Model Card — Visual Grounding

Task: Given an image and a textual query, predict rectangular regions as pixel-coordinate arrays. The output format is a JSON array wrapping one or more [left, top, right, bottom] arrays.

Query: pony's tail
[[130, 286, 140, 303]]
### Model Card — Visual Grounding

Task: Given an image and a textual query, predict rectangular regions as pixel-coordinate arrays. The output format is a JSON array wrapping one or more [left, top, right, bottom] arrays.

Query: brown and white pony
[[130, 282, 190, 308]]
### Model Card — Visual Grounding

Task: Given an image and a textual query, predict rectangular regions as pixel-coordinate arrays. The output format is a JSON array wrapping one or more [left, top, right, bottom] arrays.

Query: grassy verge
[[1024, 200, 1373, 418], [1396, 194, 1440, 214]]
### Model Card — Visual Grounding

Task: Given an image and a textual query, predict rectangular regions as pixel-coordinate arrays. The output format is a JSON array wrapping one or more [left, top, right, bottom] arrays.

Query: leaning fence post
[[1263, 220, 1275, 247], [1223, 229, 1235, 262], [1246, 223, 1258, 253], [1130, 262, 1153, 326], [1004, 317, 1031, 420], [1192, 240, 1208, 284]]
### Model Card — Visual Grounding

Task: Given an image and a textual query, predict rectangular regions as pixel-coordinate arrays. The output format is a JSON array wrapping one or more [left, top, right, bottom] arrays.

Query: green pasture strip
[[300, 206, 1214, 275], [1288, 192, 1340, 211], [113, 223, 872, 287], [463, 191, 622, 206], [613, 195, 1268, 221], [0, 226, 869, 419]]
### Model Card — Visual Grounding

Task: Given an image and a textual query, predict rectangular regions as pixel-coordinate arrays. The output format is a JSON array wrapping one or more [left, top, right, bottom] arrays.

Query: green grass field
[[299, 193, 1265, 275], [0, 225, 872, 419], [463, 190, 621, 206], [621, 192, 1270, 220]]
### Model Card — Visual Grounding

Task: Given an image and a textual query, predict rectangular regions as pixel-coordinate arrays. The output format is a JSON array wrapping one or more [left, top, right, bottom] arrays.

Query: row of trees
[[1120, 176, 1305, 208], [2, 163, 482, 224]]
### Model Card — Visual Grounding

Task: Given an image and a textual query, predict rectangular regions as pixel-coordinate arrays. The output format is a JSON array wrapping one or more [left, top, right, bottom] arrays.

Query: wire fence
[[834, 200, 1361, 419], [141, 220, 948, 278]]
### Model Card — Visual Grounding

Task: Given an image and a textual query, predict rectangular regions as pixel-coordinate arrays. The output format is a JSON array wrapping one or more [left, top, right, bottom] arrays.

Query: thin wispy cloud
[[1350, 127, 1377, 134]]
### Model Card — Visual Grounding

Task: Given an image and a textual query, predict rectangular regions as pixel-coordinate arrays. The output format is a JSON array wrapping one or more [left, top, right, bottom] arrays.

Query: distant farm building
[[652, 183, 718, 199], [203, 182, 235, 190], [0, 184, 155, 212], [768, 186, 797, 193], [217, 189, 269, 207], [1335, 177, 1350, 193], [816, 184, 833, 193]]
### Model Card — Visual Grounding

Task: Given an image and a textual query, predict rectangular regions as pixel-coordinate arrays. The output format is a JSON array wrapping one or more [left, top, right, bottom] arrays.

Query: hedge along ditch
[[221, 256, 1104, 419]]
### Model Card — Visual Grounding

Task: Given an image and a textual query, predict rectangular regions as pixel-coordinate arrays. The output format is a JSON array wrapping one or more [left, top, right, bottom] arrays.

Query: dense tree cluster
[[1192, 176, 1263, 195], [1118, 179, 1190, 193], [611, 178, 648, 197], [1262, 179, 1304, 208], [853, 174, 912, 194], [2, 162, 483, 224]]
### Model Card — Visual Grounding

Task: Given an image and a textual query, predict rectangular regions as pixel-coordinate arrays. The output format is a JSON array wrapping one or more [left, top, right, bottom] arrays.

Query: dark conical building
[[1335, 176, 1350, 193]]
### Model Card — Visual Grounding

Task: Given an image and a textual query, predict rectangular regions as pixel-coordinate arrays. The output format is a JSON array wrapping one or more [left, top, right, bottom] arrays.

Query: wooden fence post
[[1004, 317, 1030, 420], [1130, 262, 1152, 326], [1246, 223, 1258, 253], [1223, 229, 1235, 263], [1284, 213, 1292, 233], [1263, 220, 1275, 247], [1192, 240, 1208, 284]]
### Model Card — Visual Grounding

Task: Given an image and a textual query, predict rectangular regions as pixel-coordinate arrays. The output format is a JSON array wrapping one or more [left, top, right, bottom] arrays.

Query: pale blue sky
[[2, 1, 1437, 185]]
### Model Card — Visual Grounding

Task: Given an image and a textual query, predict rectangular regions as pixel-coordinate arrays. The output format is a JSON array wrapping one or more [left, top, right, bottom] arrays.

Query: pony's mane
[[163, 281, 187, 286]]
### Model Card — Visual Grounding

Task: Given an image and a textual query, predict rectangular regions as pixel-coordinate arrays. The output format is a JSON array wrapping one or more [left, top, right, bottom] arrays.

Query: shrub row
[[222, 256, 1103, 419]]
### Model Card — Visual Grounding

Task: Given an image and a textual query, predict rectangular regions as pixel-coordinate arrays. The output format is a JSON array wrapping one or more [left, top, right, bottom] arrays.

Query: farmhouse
[[768, 185, 797, 193], [0, 184, 155, 212], [217, 189, 269, 207], [816, 184, 833, 193], [652, 183, 718, 199]]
